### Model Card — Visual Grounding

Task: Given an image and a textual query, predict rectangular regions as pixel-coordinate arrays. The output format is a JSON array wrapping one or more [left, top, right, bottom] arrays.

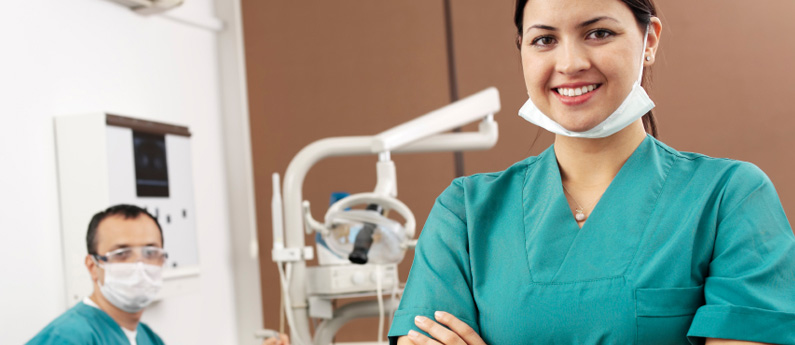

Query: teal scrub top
[[388, 136, 795, 345], [26, 301, 165, 345]]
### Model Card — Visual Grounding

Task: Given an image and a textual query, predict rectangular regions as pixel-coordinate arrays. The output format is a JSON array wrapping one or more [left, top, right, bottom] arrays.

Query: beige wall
[[242, 0, 795, 340]]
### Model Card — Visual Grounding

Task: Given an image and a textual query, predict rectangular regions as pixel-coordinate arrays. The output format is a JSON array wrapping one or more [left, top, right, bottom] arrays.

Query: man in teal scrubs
[[27, 205, 166, 345], [389, 136, 795, 344]]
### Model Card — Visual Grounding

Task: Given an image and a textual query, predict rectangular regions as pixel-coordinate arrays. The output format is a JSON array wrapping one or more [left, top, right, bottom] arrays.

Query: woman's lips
[[553, 83, 601, 106]]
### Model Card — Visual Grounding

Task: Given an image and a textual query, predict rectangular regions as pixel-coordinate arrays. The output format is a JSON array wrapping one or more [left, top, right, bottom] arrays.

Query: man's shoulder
[[26, 302, 127, 345], [26, 303, 100, 344]]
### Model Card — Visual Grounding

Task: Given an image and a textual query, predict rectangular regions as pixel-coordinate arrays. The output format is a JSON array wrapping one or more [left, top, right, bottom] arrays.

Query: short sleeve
[[388, 178, 479, 344], [688, 163, 795, 344]]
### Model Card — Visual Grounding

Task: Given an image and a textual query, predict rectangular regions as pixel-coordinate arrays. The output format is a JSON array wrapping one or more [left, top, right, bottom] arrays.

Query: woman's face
[[520, 0, 657, 132]]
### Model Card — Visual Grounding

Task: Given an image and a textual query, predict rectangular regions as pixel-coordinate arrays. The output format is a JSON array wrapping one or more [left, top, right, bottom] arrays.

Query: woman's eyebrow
[[579, 16, 619, 28], [525, 16, 620, 34], [526, 24, 557, 34]]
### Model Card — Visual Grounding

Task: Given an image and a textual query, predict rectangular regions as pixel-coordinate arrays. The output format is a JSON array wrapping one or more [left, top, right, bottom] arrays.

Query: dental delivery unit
[[270, 87, 501, 345]]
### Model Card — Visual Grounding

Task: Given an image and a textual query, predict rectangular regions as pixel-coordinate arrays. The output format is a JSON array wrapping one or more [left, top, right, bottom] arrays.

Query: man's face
[[87, 214, 163, 285]]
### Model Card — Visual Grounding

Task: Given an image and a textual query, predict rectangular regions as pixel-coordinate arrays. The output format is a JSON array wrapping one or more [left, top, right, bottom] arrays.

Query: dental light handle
[[348, 204, 384, 264], [348, 223, 376, 264]]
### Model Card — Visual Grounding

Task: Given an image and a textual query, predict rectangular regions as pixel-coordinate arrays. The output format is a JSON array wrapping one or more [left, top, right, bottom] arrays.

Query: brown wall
[[242, 1, 455, 341], [242, 0, 795, 341]]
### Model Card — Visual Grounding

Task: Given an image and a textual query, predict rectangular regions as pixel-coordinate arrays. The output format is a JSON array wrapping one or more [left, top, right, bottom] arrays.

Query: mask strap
[[637, 25, 650, 83]]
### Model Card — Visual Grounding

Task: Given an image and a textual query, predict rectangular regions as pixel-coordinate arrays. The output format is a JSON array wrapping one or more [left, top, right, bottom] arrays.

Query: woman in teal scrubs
[[389, 0, 795, 344]]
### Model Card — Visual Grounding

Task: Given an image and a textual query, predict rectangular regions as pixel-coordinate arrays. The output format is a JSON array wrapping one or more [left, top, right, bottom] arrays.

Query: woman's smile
[[552, 83, 603, 106]]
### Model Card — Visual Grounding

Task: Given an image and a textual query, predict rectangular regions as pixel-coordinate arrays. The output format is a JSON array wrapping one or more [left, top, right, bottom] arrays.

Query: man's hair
[[86, 204, 164, 255]]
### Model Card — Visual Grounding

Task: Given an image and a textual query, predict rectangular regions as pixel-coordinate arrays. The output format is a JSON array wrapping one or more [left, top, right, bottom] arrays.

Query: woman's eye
[[587, 29, 614, 40], [531, 36, 556, 47]]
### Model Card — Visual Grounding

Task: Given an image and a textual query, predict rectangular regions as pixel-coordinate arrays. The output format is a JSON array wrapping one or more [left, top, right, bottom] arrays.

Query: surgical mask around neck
[[99, 261, 163, 313], [518, 27, 655, 139]]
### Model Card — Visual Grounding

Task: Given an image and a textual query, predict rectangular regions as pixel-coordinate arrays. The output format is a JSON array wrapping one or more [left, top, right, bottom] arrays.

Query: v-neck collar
[[75, 301, 133, 341], [522, 135, 675, 283]]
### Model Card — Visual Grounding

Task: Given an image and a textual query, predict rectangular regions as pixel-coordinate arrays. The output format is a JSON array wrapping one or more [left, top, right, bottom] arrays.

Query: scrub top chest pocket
[[635, 285, 705, 345]]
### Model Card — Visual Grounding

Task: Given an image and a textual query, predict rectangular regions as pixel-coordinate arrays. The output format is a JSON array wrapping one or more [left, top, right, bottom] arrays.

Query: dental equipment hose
[[382, 265, 401, 343], [376, 265, 385, 344], [279, 289, 285, 335], [277, 262, 311, 345], [279, 265, 292, 335], [348, 204, 384, 264], [390, 267, 399, 327]]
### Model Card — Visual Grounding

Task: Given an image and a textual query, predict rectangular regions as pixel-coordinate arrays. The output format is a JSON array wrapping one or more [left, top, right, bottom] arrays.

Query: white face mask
[[98, 262, 163, 313], [519, 27, 655, 139]]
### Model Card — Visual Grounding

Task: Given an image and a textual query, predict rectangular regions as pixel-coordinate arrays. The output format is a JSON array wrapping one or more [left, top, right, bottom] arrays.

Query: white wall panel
[[0, 0, 239, 344]]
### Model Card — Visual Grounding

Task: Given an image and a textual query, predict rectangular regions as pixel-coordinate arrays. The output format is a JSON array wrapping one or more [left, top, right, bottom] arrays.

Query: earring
[[645, 56, 652, 61]]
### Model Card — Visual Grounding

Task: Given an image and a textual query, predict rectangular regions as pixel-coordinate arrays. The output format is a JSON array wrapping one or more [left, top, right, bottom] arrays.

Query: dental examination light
[[270, 87, 500, 345]]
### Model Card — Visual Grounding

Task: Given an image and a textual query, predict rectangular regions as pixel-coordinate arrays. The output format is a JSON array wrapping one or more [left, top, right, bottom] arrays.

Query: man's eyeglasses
[[92, 246, 168, 266]]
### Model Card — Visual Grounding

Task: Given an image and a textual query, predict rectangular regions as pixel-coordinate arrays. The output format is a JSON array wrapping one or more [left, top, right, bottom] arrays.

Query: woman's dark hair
[[86, 204, 163, 255], [514, 0, 659, 138]]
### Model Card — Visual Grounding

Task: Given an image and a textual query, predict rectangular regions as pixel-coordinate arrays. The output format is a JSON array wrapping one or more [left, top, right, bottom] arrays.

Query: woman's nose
[[555, 42, 590, 75]]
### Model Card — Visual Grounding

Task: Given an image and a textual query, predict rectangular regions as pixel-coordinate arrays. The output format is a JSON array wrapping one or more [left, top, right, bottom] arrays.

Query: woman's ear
[[644, 17, 663, 66]]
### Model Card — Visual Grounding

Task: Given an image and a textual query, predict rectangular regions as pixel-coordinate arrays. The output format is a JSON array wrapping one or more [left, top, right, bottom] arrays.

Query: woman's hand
[[262, 333, 290, 345], [408, 311, 486, 345]]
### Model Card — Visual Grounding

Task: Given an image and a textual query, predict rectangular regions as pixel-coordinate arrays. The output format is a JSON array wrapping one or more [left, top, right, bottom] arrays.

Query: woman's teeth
[[556, 84, 597, 97]]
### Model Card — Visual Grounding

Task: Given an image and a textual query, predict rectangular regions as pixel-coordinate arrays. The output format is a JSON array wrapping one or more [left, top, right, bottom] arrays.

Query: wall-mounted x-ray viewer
[[133, 131, 170, 197], [55, 113, 199, 307]]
